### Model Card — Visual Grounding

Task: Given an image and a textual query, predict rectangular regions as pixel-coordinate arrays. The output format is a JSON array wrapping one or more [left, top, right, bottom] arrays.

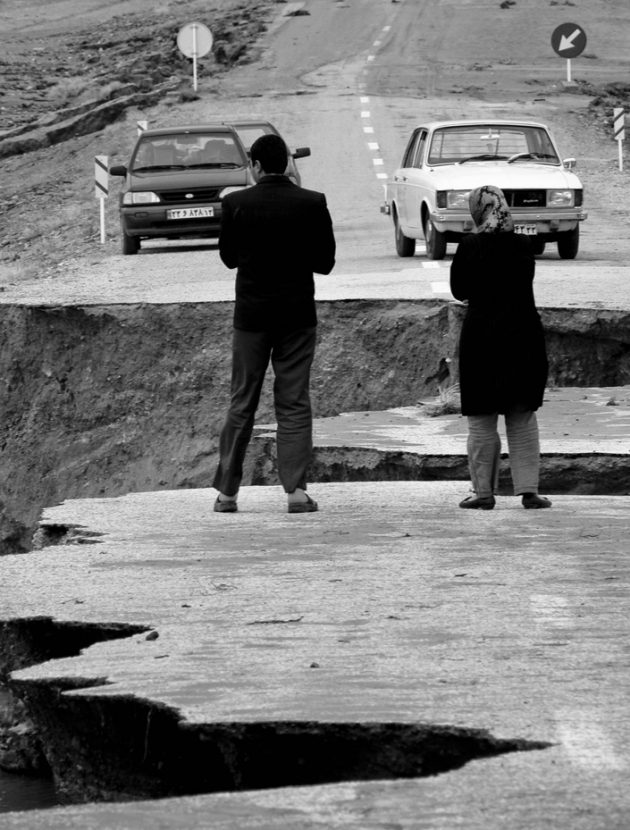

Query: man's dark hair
[[250, 133, 288, 174]]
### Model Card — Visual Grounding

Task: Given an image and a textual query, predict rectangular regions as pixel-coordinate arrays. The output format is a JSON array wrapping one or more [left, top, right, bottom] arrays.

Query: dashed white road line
[[530, 594, 574, 630], [358, 10, 445, 297], [557, 711, 627, 770]]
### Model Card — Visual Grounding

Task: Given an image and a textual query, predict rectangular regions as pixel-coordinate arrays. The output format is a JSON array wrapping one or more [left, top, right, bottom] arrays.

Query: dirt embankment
[[0, 0, 277, 275], [0, 300, 449, 552], [2, 300, 629, 554], [0, 0, 271, 134]]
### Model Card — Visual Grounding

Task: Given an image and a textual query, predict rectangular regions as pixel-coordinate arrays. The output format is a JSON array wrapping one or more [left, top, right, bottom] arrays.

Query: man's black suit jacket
[[219, 175, 336, 332]]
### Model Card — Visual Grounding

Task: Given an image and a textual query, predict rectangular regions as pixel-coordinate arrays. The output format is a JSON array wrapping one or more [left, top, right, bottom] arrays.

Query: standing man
[[213, 133, 336, 514]]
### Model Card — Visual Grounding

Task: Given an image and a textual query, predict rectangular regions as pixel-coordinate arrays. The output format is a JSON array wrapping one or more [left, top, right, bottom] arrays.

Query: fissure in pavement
[[0, 299, 626, 808], [1, 619, 551, 808]]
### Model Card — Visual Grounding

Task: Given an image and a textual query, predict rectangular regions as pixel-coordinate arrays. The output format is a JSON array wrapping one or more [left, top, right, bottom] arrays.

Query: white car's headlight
[[445, 190, 471, 209], [219, 186, 251, 198], [547, 189, 574, 207], [123, 191, 160, 205]]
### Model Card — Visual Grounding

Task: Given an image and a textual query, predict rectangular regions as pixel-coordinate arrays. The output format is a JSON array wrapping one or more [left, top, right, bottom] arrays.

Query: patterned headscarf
[[469, 185, 514, 233]]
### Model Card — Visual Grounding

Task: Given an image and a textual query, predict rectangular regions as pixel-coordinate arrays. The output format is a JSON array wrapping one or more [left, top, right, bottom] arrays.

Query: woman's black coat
[[450, 232, 548, 415]]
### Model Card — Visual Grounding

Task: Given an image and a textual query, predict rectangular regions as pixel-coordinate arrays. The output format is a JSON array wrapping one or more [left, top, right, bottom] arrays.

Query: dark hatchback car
[[227, 119, 311, 186], [109, 124, 254, 254]]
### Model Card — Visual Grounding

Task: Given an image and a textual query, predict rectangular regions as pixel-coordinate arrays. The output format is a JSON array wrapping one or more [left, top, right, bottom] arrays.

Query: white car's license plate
[[514, 224, 537, 236], [166, 207, 214, 220]]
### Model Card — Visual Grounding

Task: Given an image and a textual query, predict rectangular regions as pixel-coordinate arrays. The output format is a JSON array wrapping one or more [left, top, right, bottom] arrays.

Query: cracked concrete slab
[[1, 481, 629, 827], [259, 386, 630, 456], [250, 387, 630, 495]]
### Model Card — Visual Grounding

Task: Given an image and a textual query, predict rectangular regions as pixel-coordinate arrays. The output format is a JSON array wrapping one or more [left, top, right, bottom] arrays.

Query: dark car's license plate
[[167, 207, 214, 220]]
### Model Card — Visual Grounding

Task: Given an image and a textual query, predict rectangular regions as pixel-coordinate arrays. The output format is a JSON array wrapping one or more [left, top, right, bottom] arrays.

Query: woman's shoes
[[288, 494, 318, 514], [459, 494, 496, 510], [522, 493, 552, 509]]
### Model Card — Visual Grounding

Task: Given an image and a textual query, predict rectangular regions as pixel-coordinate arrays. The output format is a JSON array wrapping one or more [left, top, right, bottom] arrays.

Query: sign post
[[177, 22, 213, 92], [94, 155, 109, 244], [551, 22, 587, 83], [614, 108, 625, 171]]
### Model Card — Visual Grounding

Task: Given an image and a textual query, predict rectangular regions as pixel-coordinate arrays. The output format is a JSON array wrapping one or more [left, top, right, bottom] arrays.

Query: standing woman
[[450, 185, 551, 510]]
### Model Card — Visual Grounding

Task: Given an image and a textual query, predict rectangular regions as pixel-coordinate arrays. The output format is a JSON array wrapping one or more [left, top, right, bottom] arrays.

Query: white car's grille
[[503, 189, 546, 208]]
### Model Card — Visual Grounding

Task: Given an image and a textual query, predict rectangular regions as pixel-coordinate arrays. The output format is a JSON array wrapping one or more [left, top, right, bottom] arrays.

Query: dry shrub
[[421, 382, 461, 417]]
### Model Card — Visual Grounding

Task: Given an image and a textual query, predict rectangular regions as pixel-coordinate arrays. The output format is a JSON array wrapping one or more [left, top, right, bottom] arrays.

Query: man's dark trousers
[[212, 326, 317, 497]]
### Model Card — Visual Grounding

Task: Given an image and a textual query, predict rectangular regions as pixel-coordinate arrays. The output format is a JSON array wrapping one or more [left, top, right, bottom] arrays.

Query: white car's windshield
[[427, 125, 560, 166], [131, 134, 246, 171]]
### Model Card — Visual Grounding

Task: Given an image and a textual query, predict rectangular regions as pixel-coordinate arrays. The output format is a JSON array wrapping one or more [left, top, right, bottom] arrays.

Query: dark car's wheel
[[557, 225, 579, 259], [424, 215, 447, 260], [394, 213, 415, 257], [122, 231, 140, 255], [531, 237, 546, 256]]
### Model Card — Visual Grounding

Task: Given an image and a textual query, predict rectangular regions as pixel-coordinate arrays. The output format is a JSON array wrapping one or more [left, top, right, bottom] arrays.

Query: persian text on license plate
[[514, 224, 537, 236], [167, 207, 214, 220]]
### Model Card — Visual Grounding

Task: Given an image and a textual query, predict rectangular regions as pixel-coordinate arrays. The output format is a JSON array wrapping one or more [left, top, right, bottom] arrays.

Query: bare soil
[[0, 0, 278, 277]]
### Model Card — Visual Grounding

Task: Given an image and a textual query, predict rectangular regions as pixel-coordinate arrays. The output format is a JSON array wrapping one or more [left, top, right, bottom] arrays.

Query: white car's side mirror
[[563, 158, 577, 169]]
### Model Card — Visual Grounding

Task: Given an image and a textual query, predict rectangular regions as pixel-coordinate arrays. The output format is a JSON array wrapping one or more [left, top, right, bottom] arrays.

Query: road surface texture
[[1, 478, 629, 828], [0, 0, 629, 826]]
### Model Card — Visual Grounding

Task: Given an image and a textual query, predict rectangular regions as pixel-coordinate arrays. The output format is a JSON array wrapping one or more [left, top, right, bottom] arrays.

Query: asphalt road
[[1, 1, 629, 826], [1, 0, 630, 308], [3, 481, 630, 829]]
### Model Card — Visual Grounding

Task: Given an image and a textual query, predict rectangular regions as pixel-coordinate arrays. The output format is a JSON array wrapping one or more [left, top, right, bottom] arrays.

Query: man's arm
[[311, 194, 336, 275], [219, 196, 238, 270]]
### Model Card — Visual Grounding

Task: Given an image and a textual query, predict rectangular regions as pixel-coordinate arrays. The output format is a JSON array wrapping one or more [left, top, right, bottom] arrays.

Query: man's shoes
[[522, 493, 552, 509], [288, 494, 318, 514], [214, 496, 238, 513], [459, 494, 496, 510]]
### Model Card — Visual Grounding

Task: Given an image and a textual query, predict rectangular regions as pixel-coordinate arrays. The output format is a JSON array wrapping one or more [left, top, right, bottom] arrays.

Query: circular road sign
[[177, 22, 213, 58], [551, 22, 587, 59]]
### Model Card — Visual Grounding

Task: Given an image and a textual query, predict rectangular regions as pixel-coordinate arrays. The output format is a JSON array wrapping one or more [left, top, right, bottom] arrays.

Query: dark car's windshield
[[427, 125, 560, 166], [232, 124, 274, 152], [131, 133, 247, 172]]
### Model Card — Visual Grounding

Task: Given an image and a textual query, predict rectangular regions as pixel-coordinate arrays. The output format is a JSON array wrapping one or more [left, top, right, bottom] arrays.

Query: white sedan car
[[382, 119, 587, 260]]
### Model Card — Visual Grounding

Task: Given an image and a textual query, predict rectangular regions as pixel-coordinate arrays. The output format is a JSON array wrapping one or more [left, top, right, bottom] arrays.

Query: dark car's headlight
[[122, 191, 160, 205], [547, 189, 574, 207], [219, 186, 250, 198]]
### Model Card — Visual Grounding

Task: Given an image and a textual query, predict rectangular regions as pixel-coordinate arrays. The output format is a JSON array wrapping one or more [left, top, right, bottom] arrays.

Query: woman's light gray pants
[[467, 409, 541, 497]]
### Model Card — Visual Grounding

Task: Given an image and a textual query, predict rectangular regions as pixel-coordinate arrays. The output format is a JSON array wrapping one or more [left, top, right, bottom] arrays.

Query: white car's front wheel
[[424, 216, 447, 260], [394, 213, 415, 257], [557, 225, 579, 260]]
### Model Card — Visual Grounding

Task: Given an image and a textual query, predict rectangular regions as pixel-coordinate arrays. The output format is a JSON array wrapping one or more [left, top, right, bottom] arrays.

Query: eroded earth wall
[[1, 300, 629, 553]]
